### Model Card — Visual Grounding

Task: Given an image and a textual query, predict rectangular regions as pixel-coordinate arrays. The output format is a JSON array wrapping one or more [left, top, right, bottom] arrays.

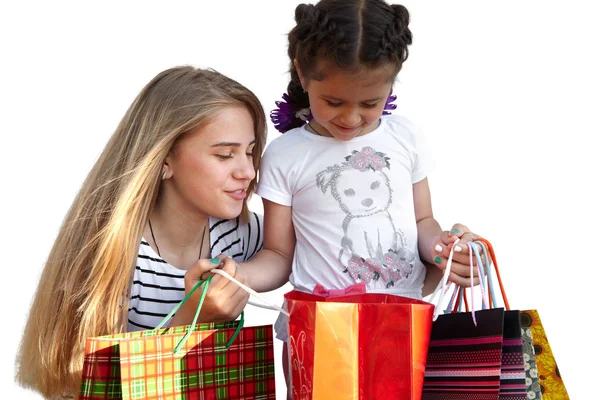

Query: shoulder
[[209, 212, 263, 261], [263, 126, 311, 156], [380, 115, 427, 148], [381, 114, 422, 137]]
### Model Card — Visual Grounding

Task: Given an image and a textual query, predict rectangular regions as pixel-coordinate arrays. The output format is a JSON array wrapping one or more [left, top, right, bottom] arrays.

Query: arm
[[414, 178, 443, 265], [172, 200, 295, 325], [242, 199, 295, 292], [413, 178, 481, 289]]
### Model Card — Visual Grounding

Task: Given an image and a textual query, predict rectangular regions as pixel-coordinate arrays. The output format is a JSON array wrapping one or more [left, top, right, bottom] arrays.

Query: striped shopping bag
[[423, 239, 528, 399], [79, 274, 277, 399]]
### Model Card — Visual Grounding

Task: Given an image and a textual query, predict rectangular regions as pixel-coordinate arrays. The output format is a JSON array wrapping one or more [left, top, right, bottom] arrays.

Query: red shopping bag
[[284, 290, 434, 400]]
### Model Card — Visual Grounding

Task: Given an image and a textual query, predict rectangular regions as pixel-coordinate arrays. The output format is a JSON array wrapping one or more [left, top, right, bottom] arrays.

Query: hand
[[179, 255, 249, 324], [431, 223, 481, 287]]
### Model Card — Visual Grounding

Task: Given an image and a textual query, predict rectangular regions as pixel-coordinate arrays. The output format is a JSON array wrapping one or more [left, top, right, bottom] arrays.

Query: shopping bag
[[79, 272, 278, 399], [284, 290, 434, 400], [521, 321, 543, 399], [422, 303, 505, 399], [423, 239, 527, 399], [500, 310, 527, 399], [520, 310, 569, 399], [479, 238, 569, 399]]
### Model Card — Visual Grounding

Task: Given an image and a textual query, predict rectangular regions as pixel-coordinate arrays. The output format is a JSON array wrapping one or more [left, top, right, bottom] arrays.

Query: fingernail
[[434, 256, 442, 264], [210, 258, 221, 264], [454, 246, 462, 253], [434, 244, 443, 252], [451, 229, 460, 234]]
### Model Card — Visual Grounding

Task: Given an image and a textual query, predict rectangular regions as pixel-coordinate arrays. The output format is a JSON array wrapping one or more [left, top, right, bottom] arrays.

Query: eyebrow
[[210, 139, 256, 148], [323, 95, 384, 102]]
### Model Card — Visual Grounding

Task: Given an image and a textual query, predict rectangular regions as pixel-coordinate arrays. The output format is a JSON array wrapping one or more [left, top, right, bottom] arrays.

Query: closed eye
[[326, 100, 342, 107], [362, 102, 379, 108]]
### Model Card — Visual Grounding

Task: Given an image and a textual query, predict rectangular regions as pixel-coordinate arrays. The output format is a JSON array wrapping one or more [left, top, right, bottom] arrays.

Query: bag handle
[[155, 266, 289, 354], [210, 268, 289, 316], [431, 238, 461, 320], [475, 238, 511, 310], [154, 275, 241, 353], [433, 239, 493, 325]]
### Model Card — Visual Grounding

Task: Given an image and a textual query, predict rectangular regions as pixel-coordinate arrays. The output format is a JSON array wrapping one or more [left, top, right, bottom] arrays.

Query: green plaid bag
[[79, 276, 276, 399]]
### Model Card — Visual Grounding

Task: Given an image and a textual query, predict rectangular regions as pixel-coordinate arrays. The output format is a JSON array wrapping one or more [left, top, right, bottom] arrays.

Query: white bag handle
[[210, 268, 290, 316]]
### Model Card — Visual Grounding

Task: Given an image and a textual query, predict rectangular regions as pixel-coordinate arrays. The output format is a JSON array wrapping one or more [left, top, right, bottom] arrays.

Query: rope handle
[[475, 238, 510, 310], [431, 238, 461, 320], [154, 276, 243, 353], [153, 266, 288, 354], [432, 239, 500, 325], [210, 268, 289, 316]]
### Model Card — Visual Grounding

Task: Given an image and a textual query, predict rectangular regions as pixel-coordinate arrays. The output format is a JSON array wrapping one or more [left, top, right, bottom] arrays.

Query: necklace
[[306, 121, 324, 136], [148, 219, 208, 259]]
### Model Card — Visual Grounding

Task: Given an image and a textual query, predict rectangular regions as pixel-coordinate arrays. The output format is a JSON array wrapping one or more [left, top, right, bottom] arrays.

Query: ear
[[316, 167, 338, 194], [161, 156, 173, 180], [293, 59, 307, 91]]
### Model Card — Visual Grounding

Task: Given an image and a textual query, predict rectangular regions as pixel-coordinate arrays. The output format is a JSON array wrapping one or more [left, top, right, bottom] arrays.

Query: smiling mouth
[[364, 206, 376, 212]]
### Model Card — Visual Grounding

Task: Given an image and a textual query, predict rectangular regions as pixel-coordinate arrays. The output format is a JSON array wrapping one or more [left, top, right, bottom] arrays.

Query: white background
[[2, 1, 598, 399]]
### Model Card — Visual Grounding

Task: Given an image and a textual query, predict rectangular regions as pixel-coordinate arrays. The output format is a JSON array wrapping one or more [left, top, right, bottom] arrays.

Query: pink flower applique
[[346, 147, 390, 172], [345, 256, 373, 283]]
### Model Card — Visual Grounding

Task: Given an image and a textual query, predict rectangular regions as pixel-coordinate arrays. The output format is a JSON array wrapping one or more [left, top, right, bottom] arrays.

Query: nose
[[340, 107, 361, 126], [361, 198, 373, 207], [233, 156, 256, 181]]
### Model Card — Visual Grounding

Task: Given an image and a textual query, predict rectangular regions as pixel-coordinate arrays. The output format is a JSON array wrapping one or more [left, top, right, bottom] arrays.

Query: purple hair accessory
[[270, 93, 312, 133], [382, 93, 397, 116]]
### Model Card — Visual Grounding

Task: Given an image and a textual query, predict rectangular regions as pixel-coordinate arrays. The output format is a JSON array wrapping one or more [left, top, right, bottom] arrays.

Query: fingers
[[189, 257, 223, 282], [448, 272, 481, 288], [433, 255, 480, 278]]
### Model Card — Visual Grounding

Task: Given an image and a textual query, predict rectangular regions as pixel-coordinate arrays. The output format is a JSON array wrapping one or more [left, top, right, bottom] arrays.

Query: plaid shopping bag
[[520, 310, 569, 399], [79, 275, 276, 399]]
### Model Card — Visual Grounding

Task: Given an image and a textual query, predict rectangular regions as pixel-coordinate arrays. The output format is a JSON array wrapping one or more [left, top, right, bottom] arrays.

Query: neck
[[146, 190, 210, 266]]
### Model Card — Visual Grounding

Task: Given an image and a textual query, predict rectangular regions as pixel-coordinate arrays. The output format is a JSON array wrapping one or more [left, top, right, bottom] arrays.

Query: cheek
[[365, 107, 384, 122]]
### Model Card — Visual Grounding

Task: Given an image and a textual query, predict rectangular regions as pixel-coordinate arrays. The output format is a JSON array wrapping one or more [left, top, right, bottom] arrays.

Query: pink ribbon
[[312, 282, 367, 298]]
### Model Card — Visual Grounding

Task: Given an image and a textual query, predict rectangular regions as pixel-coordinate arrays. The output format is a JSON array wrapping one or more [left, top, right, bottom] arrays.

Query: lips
[[333, 122, 362, 134], [225, 188, 248, 201]]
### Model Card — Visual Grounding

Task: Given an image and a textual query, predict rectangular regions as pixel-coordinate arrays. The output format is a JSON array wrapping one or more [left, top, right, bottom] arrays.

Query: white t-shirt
[[127, 213, 263, 331], [256, 115, 433, 299]]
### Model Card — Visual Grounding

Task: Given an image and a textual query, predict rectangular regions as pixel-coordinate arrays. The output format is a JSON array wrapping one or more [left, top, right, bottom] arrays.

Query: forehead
[[184, 106, 255, 144], [309, 61, 394, 98]]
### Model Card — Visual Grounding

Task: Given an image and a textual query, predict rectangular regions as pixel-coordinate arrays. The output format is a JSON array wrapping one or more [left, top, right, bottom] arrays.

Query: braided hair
[[272, 0, 412, 133]]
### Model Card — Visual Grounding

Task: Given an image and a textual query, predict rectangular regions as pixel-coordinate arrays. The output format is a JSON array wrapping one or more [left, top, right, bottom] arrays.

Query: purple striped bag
[[422, 239, 527, 399], [500, 310, 527, 399], [422, 307, 505, 399]]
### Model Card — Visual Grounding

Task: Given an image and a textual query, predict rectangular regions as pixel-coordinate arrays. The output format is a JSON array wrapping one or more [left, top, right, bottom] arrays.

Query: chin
[[214, 206, 244, 221]]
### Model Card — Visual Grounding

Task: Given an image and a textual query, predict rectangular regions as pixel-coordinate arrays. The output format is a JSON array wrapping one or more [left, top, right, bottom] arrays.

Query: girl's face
[[164, 106, 256, 220], [300, 62, 394, 141]]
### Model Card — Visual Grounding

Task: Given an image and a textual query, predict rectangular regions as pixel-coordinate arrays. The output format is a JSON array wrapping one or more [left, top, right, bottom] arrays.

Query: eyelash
[[216, 152, 254, 160], [326, 101, 379, 108]]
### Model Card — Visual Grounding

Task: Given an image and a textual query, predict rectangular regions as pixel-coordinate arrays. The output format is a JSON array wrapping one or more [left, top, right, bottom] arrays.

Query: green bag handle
[[154, 276, 244, 353]]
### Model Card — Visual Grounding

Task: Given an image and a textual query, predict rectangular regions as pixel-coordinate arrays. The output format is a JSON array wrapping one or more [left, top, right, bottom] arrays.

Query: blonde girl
[[16, 66, 266, 398]]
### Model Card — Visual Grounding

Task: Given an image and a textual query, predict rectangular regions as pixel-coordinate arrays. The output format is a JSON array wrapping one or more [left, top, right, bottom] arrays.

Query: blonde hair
[[15, 66, 266, 398]]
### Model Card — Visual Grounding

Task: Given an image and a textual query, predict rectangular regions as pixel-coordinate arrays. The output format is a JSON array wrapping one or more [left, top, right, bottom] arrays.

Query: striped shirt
[[127, 213, 263, 331]]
